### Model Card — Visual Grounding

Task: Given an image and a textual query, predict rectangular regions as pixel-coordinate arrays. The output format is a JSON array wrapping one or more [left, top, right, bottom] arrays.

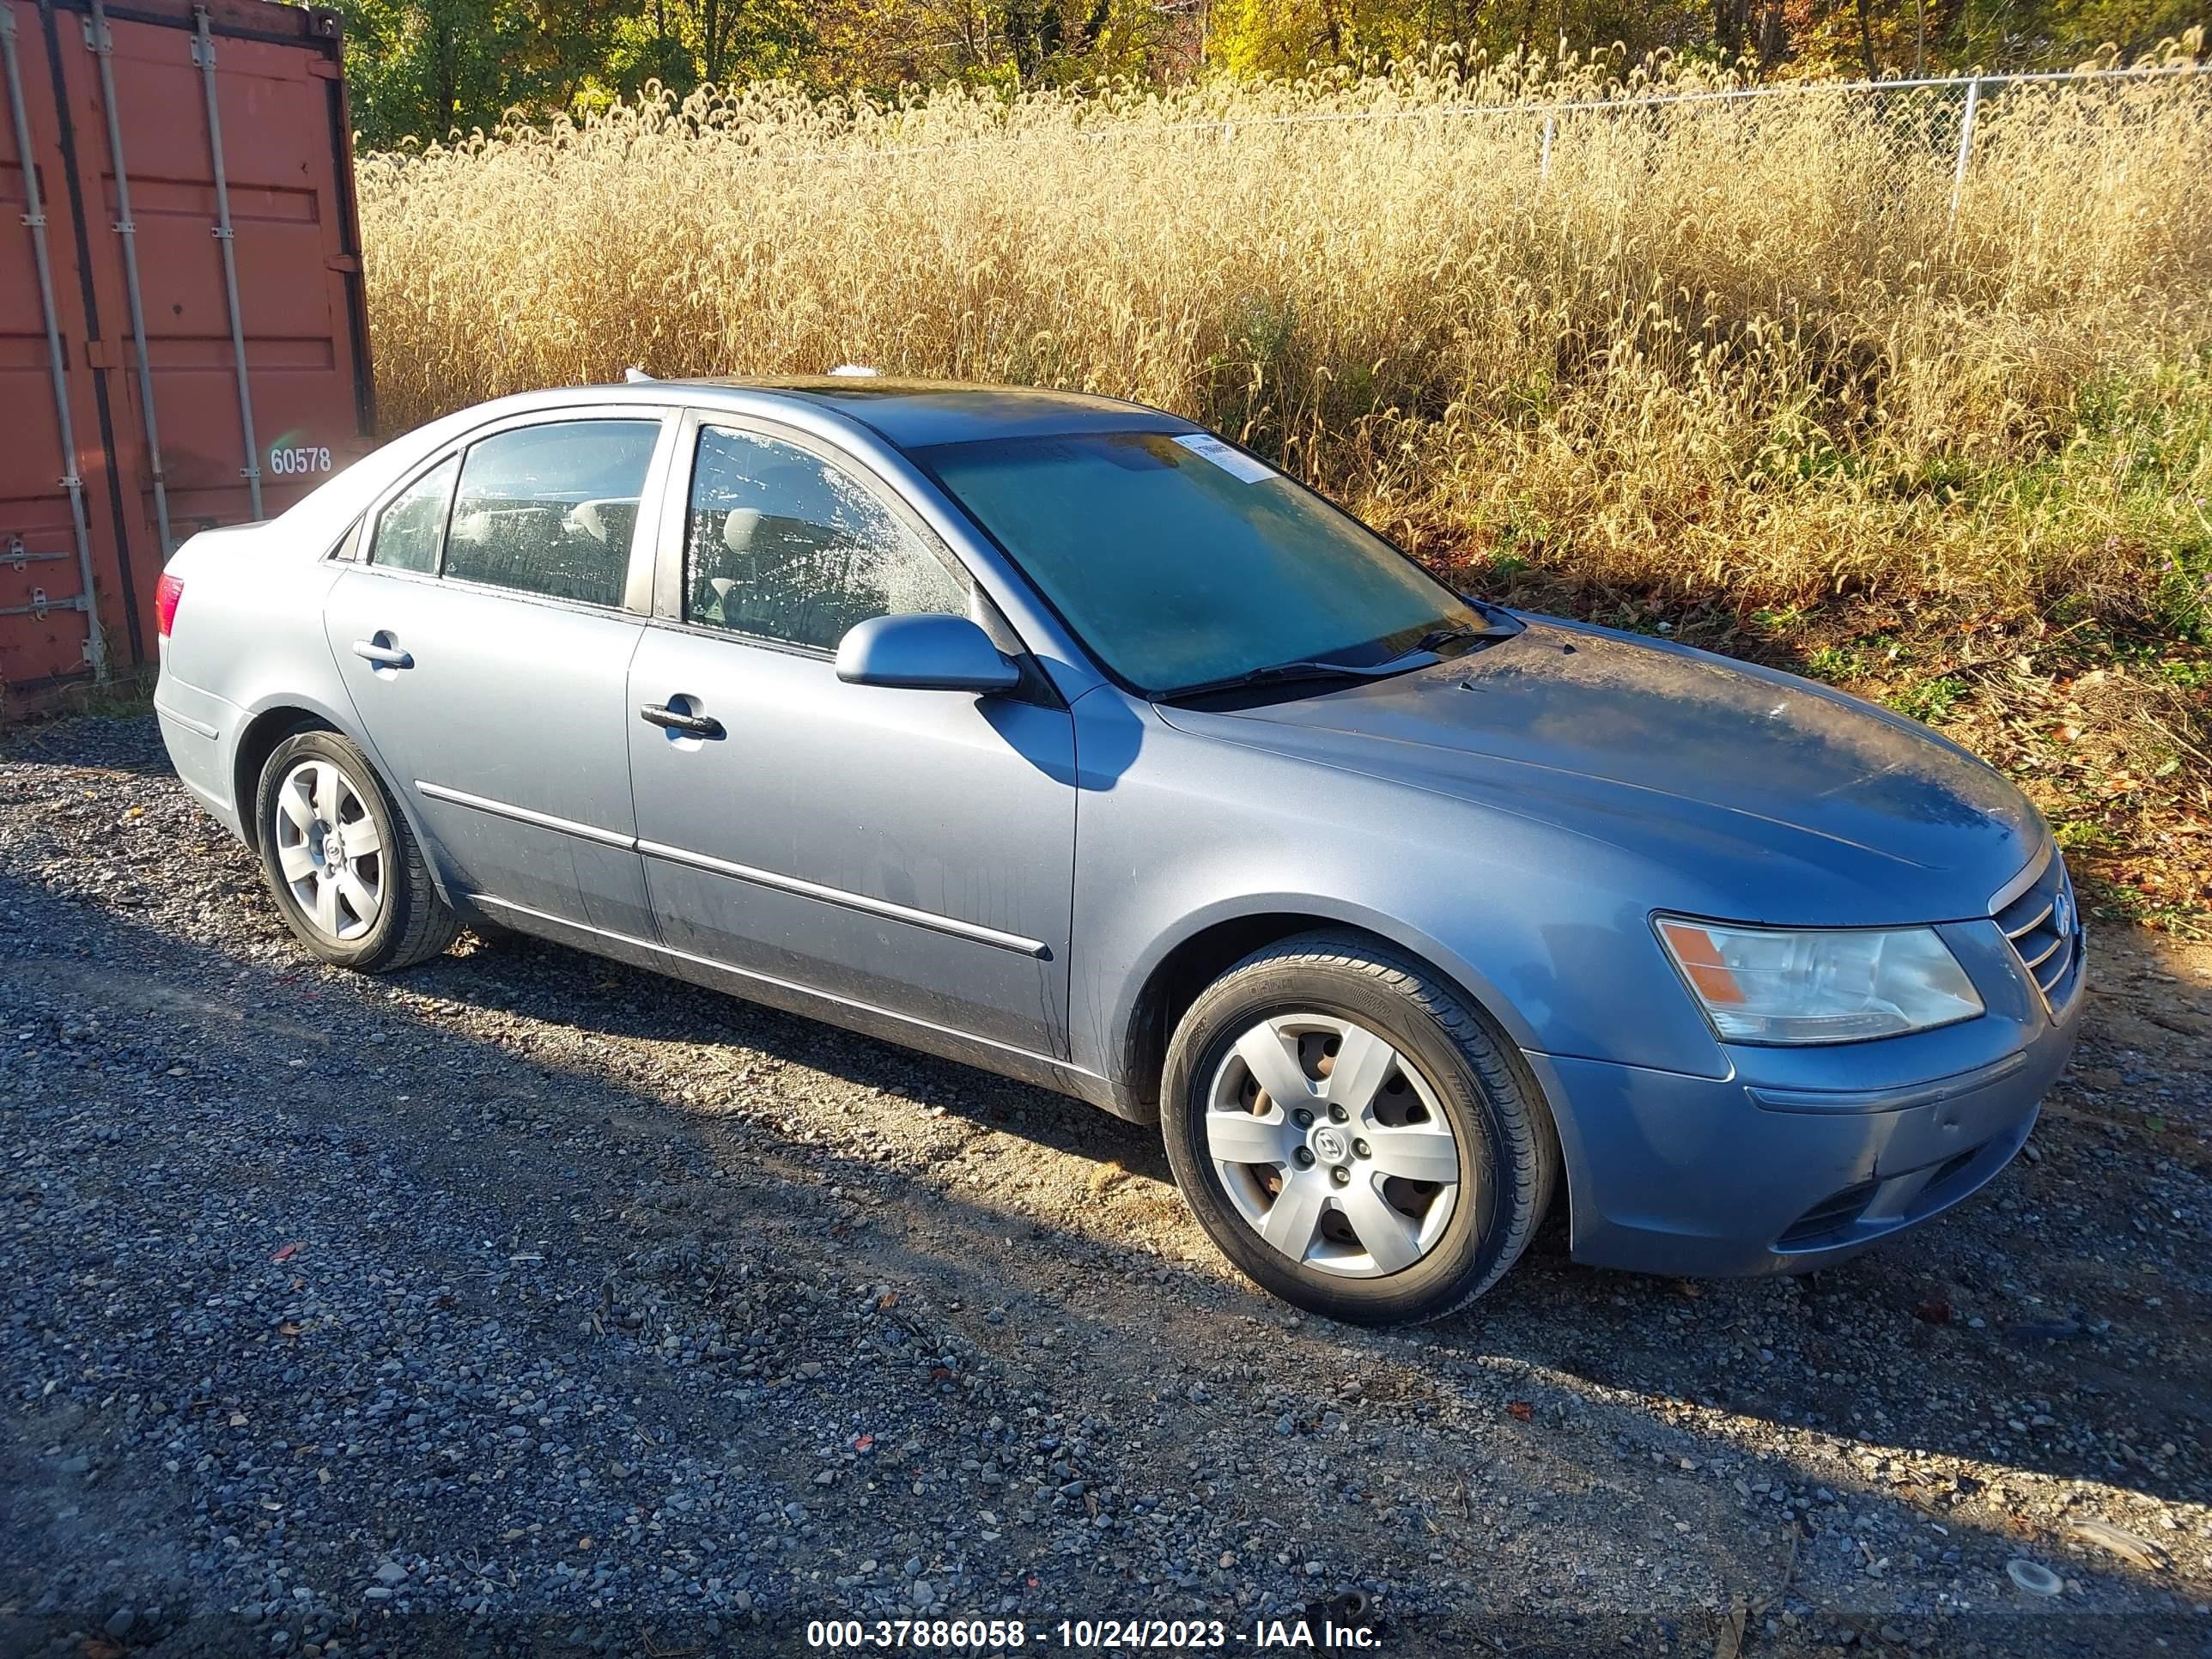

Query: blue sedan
[[152, 377, 2083, 1324]]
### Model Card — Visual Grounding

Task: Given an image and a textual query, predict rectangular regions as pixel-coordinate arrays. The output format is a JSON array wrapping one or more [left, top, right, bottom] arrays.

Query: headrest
[[568, 498, 637, 544], [722, 507, 764, 555]]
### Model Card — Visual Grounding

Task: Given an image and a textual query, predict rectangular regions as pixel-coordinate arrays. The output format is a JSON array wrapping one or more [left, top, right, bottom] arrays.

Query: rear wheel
[[1162, 932, 1556, 1325], [254, 730, 456, 973]]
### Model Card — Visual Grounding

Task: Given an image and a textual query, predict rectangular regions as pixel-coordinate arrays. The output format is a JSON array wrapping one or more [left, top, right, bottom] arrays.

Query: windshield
[[914, 429, 1481, 696]]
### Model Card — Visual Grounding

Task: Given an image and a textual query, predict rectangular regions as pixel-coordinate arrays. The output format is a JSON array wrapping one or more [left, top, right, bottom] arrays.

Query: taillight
[[155, 571, 184, 638]]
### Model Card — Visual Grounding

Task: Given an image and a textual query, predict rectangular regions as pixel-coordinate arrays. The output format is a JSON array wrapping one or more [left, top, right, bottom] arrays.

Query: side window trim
[[651, 409, 975, 652], [623, 414, 683, 614], [326, 518, 364, 563], [647, 408, 696, 624]]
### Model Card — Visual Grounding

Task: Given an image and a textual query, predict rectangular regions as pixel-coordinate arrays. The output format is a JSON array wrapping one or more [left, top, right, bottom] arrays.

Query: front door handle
[[640, 702, 725, 740], [352, 638, 413, 669]]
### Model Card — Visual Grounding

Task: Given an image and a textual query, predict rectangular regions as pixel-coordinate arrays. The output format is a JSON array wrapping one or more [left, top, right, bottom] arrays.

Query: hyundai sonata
[[152, 378, 2084, 1323]]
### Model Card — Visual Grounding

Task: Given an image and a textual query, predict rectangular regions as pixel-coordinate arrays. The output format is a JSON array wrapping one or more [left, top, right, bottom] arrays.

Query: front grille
[[1994, 851, 2082, 1015]]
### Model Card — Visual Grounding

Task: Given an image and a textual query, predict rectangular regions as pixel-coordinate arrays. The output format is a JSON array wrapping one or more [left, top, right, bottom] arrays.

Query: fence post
[[1539, 110, 1555, 179], [1949, 76, 1981, 225]]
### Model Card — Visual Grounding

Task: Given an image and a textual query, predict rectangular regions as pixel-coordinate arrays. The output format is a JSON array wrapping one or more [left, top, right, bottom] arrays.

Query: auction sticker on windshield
[[1173, 432, 1277, 483]]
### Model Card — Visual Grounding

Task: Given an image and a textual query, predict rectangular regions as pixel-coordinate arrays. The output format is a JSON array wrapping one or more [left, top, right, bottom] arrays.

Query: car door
[[625, 413, 1077, 1059], [323, 407, 677, 939]]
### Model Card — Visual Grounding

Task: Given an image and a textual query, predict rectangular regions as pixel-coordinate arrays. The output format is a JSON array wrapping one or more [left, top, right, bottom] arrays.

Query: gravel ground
[[1, 714, 2208, 1659]]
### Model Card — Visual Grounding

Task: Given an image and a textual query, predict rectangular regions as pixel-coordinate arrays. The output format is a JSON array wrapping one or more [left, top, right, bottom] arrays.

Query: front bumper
[[1524, 924, 2085, 1279]]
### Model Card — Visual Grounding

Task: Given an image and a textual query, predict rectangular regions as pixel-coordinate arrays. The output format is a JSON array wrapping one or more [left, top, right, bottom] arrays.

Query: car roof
[[676, 376, 1201, 450]]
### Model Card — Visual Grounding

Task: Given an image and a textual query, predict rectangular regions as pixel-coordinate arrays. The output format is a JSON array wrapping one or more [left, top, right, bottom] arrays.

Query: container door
[[2, 0, 373, 693], [2, 0, 112, 684], [91, 5, 373, 532]]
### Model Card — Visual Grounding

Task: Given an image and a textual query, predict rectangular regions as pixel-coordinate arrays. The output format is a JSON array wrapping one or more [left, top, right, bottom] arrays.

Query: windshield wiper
[[1156, 612, 1523, 702], [1343, 617, 1523, 677], [1410, 624, 1500, 653], [1413, 603, 1525, 653], [1155, 659, 1391, 702]]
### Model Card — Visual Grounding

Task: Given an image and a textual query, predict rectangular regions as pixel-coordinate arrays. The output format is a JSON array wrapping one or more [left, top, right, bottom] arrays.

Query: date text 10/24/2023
[[804, 1618, 1383, 1650]]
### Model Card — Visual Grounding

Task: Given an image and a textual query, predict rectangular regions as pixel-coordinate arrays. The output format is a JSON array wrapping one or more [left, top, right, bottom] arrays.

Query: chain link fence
[[1158, 63, 2210, 226], [692, 62, 2209, 247]]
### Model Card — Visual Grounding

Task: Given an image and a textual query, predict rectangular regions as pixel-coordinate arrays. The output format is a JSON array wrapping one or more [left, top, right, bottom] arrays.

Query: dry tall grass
[[358, 58, 2212, 635]]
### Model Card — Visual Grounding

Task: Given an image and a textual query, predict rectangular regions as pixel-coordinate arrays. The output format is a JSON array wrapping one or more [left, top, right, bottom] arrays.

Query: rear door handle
[[352, 639, 413, 669], [640, 702, 725, 739]]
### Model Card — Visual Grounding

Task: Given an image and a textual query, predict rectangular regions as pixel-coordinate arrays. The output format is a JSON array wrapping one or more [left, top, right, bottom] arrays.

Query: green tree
[[331, 0, 809, 145], [330, 0, 626, 145], [596, 0, 811, 97], [1768, 0, 2204, 80], [324, 0, 2210, 147], [802, 0, 1166, 91]]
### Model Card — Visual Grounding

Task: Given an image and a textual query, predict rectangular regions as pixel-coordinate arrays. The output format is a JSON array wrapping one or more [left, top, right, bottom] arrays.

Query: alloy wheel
[[270, 758, 386, 943], [1203, 1012, 1463, 1277]]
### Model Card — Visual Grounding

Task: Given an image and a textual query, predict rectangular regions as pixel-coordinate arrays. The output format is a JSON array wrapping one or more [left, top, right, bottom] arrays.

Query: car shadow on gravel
[[1, 827, 2205, 1655], [14, 823, 2212, 1516], [415, 928, 1177, 1183], [397, 928, 2210, 1515]]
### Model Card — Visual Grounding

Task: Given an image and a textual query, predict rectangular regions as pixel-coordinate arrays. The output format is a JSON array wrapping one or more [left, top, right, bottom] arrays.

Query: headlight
[[1654, 917, 1984, 1044]]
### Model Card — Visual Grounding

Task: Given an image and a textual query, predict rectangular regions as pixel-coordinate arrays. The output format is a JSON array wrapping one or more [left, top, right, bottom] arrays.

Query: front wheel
[[253, 729, 457, 973], [1161, 932, 1557, 1325]]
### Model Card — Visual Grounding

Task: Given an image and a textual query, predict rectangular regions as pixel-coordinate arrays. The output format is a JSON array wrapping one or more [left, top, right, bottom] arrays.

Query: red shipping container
[[2, 0, 372, 696]]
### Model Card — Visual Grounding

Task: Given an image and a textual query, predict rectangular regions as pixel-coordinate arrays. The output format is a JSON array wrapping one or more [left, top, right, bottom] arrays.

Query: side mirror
[[836, 612, 1021, 695]]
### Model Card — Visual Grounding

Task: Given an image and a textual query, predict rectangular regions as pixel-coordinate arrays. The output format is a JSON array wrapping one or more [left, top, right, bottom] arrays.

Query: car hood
[[1152, 614, 2044, 927]]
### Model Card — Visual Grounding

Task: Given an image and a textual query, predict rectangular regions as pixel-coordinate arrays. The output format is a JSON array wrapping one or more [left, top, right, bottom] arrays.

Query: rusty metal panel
[[1, 0, 373, 696], [2, 1, 107, 683]]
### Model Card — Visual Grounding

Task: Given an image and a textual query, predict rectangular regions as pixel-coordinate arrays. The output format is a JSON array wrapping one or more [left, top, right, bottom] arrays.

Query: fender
[[1109, 889, 1547, 1086]]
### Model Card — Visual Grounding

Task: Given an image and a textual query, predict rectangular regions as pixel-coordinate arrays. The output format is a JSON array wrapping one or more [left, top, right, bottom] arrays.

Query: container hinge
[[307, 56, 340, 79]]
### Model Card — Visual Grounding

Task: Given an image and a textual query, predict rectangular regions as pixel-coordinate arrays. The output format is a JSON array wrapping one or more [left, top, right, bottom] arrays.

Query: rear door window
[[442, 420, 661, 608]]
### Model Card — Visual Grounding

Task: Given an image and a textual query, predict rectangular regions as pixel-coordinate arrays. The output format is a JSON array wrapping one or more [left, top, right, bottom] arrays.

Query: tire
[[1161, 931, 1558, 1326], [252, 729, 458, 974]]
